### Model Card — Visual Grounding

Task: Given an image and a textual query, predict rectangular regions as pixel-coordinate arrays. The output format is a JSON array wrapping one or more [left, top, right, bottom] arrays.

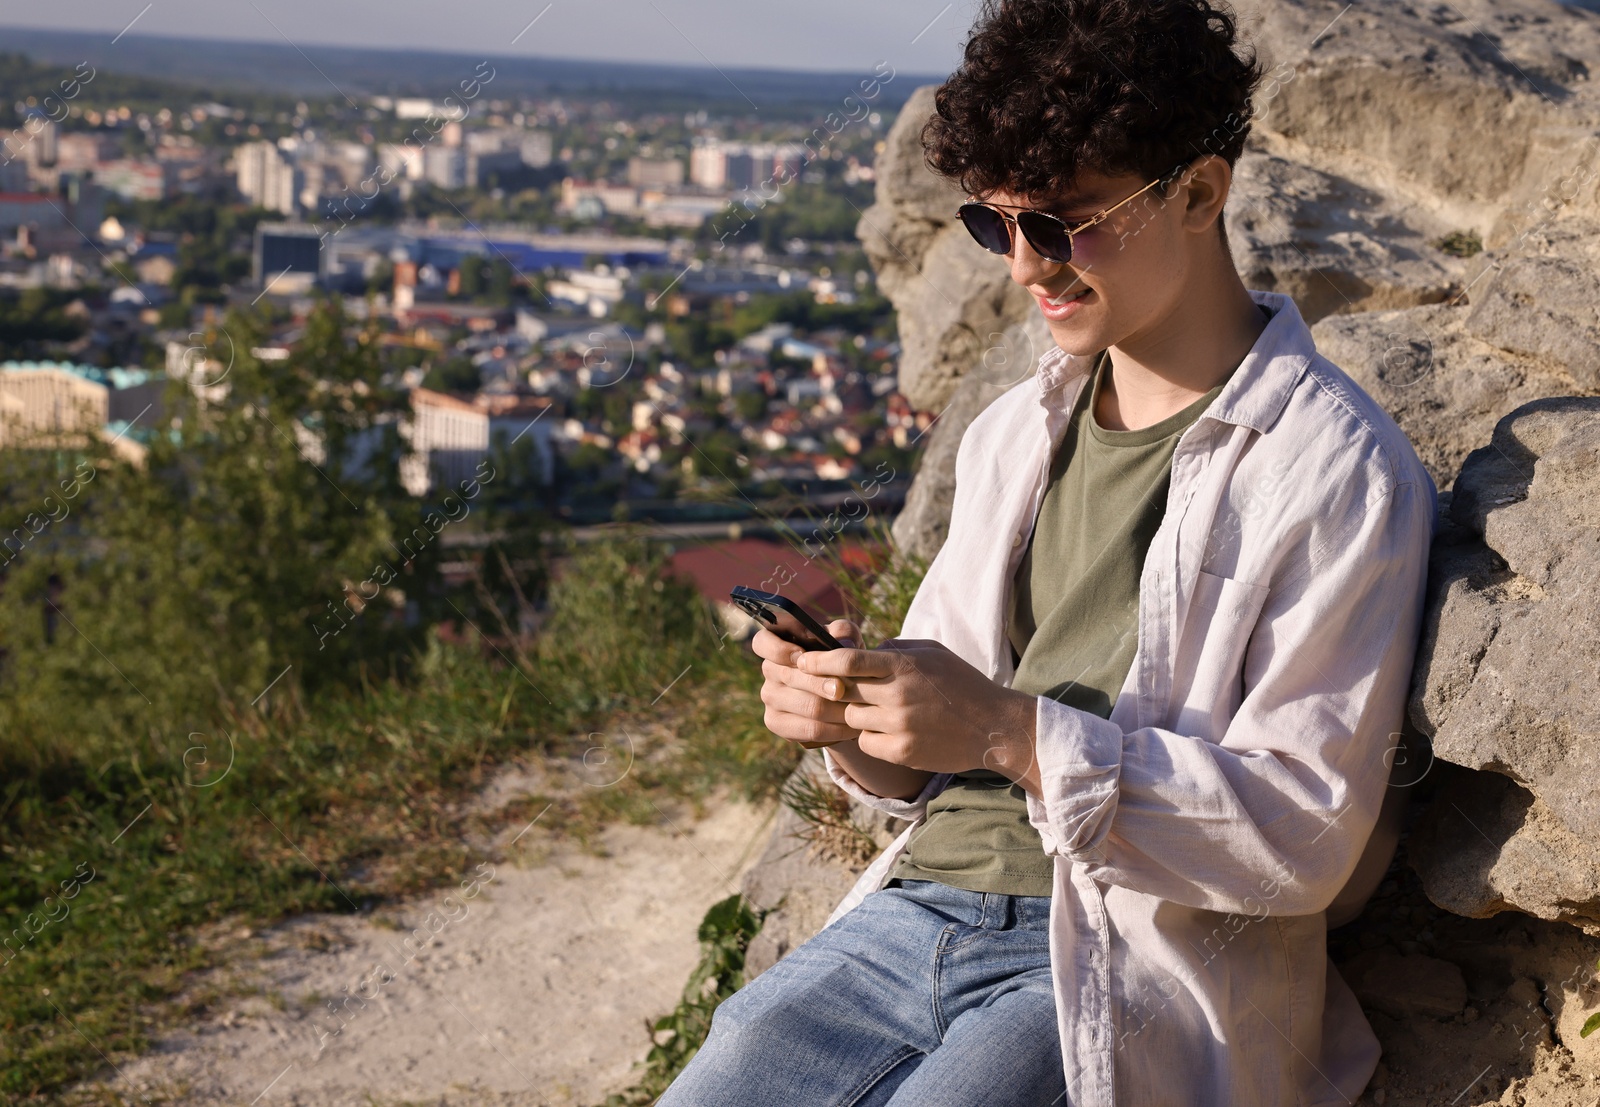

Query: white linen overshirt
[[820, 289, 1438, 1106]]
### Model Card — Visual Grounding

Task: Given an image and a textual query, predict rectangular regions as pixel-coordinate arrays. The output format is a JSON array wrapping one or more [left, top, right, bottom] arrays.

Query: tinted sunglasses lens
[[958, 204, 1012, 255], [1016, 212, 1073, 263]]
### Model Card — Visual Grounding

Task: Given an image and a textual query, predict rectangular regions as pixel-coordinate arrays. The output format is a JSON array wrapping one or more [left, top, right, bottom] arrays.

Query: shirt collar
[[1033, 289, 1311, 434]]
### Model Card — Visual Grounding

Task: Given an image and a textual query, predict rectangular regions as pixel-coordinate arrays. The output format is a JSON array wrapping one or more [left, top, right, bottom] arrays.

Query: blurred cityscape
[[0, 47, 927, 543]]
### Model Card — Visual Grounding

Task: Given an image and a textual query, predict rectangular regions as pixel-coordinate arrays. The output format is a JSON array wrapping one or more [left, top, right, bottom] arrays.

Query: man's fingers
[[797, 646, 897, 680], [763, 657, 877, 703], [763, 706, 858, 747], [763, 657, 828, 697], [826, 619, 861, 648], [750, 627, 804, 666], [841, 702, 895, 736], [760, 679, 853, 725]]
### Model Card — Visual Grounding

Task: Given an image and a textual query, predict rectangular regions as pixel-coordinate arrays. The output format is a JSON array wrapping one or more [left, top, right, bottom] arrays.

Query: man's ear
[[1181, 154, 1232, 235]]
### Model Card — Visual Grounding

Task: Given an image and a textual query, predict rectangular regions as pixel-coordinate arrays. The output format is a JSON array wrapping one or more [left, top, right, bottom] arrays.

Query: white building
[[689, 139, 807, 192], [55, 132, 118, 171], [689, 138, 729, 190], [422, 146, 467, 190], [400, 388, 554, 496], [394, 99, 466, 121], [235, 141, 301, 216], [545, 266, 628, 317], [165, 338, 232, 405], [520, 131, 554, 169], [0, 362, 107, 439], [559, 178, 640, 217], [377, 143, 426, 182]]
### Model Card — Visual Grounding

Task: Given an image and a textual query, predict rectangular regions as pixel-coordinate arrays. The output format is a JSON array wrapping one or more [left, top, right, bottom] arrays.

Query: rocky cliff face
[[1408, 397, 1600, 934], [740, 1, 1600, 1102]]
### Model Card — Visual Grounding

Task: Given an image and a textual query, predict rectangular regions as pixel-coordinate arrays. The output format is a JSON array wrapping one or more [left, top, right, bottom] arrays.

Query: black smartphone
[[730, 586, 846, 651]]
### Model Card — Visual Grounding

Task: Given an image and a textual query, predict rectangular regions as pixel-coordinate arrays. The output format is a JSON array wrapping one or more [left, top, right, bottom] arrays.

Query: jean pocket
[[935, 920, 986, 957]]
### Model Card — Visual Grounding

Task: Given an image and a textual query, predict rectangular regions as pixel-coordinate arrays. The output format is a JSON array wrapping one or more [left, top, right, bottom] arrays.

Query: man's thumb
[[827, 618, 860, 648]]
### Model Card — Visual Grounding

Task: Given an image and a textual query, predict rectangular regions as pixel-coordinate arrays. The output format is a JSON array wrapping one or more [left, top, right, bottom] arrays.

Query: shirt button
[[1012, 533, 1022, 549]]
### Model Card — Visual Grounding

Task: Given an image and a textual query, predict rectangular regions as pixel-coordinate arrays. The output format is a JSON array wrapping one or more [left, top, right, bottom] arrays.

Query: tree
[[733, 389, 768, 423], [0, 297, 443, 749], [459, 432, 552, 635], [366, 257, 396, 297], [0, 289, 86, 358], [422, 356, 481, 393], [487, 258, 517, 306], [457, 255, 488, 300]]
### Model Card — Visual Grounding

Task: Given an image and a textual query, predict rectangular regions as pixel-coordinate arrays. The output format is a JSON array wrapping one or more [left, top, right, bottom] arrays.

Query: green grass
[[778, 766, 880, 866], [0, 535, 792, 1102]]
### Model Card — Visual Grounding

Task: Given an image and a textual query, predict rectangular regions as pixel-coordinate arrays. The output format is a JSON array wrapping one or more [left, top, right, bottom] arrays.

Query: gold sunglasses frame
[[958, 167, 1184, 263]]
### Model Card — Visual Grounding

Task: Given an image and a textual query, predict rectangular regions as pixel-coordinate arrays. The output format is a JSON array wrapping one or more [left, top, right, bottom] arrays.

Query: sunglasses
[[956, 168, 1183, 264]]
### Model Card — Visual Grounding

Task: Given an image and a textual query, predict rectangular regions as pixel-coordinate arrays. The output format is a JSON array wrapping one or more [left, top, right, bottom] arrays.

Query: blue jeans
[[658, 877, 1067, 1107]]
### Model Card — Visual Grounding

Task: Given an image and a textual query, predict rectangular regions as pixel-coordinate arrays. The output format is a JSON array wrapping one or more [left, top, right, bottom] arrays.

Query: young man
[[660, 1, 1436, 1104]]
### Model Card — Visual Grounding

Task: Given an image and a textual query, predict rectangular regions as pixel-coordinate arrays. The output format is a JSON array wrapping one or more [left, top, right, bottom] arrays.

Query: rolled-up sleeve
[[1024, 477, 1435, 916]]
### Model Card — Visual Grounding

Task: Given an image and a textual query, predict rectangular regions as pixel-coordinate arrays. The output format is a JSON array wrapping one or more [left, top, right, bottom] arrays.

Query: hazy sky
[[2, 0, 978, 74]]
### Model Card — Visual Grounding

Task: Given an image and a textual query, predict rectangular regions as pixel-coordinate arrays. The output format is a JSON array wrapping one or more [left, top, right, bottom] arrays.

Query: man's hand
[[752, 619, 863, 748], [796, 638, 1043, 794]]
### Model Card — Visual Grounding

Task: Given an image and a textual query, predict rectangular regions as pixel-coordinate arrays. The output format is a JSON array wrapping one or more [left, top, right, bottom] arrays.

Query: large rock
[[1464, 253, 1600, 387], [1407, 397, 1600, 933], [889, 316, 1051, 558], [1223, 149, 1466, 321], [1312, 217, 1600, 488], [1242, 0, 1600, 231], [1311, 297, 1593, 489], [857, 87, 1030, 419], [1407, 763, 1600, 933]]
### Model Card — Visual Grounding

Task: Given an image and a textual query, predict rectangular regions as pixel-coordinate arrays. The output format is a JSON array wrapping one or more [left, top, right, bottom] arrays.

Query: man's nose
[[1008, 230, 1063, 288]]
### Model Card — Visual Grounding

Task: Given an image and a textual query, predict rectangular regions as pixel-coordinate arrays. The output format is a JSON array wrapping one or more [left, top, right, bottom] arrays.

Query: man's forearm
[[826, 738, 935, 801]]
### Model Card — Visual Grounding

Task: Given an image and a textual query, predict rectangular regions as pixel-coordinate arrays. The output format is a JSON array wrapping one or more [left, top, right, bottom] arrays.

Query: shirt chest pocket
[[1168, 569, 1271, 734]]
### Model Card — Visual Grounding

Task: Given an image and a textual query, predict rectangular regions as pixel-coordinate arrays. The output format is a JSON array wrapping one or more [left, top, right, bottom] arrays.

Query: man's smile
[[1036, 284, 1094, 320]]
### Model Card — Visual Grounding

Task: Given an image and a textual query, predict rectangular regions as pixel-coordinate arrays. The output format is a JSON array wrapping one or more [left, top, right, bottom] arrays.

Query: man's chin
[[1044, 318, 1105, 359]]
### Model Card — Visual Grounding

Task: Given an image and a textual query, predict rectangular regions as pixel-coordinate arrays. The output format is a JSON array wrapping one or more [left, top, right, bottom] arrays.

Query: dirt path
[[89, 783, 777, 1107]]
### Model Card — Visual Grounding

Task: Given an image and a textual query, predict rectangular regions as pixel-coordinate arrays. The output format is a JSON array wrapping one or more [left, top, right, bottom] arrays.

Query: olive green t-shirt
[[887, 348, 1233, 896]]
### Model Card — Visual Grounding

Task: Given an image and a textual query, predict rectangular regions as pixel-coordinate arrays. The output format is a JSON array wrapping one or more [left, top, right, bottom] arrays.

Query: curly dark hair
[[923, 0, 1265, 204]]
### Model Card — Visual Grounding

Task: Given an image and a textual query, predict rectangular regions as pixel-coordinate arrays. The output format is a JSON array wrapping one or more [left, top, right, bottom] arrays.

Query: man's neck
[[1093, 272, 1268, 433]]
